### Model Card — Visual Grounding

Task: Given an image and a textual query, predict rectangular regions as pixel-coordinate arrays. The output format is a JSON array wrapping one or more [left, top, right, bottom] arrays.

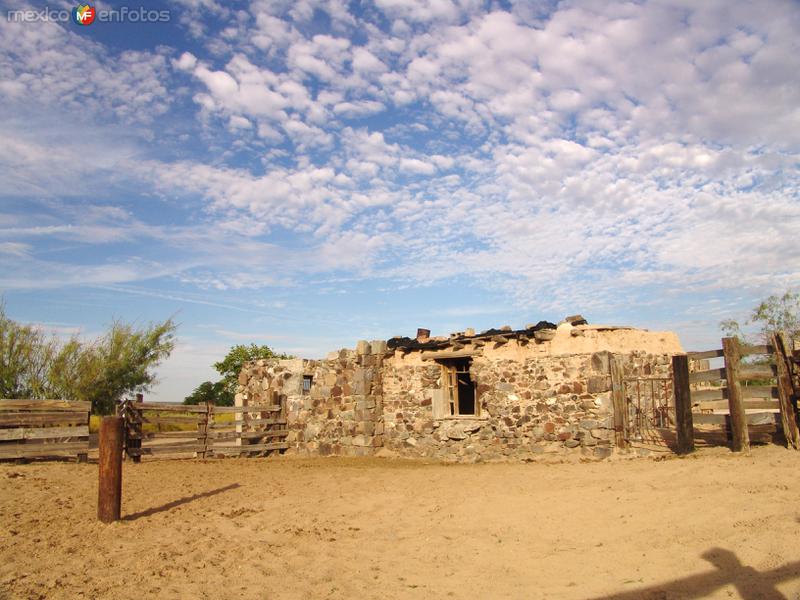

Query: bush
[[0, 304, 176, 414]]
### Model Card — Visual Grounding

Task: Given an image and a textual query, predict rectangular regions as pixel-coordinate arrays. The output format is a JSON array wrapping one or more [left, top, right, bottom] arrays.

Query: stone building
[[236, 317, 683, 461]]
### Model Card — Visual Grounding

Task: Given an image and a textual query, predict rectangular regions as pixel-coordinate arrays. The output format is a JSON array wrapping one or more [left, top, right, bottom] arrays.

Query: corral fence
[[609, 333, 799, 454], [671, 333, 799, 454], [0, 399, 90, 461], [118, 392, 289, 461]]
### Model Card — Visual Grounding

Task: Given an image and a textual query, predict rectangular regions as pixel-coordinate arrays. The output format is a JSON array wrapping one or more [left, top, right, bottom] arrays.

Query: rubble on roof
[[386, 319, 561, 351]]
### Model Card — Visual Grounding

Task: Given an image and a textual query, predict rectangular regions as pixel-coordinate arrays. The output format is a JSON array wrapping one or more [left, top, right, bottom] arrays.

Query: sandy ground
[[1, 446, 800, 600]]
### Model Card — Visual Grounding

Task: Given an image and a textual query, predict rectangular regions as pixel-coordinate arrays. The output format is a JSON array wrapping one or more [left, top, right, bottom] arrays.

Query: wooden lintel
[[421, 349, 481, 361]]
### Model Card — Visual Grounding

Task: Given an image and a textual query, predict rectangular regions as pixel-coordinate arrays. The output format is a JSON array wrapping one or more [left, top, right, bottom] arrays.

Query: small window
[[437, 358, 477, 416], [302, 375, 313, 394]]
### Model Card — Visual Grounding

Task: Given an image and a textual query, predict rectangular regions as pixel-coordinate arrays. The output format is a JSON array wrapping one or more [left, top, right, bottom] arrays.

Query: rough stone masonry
[[236, 317, 683, 462]]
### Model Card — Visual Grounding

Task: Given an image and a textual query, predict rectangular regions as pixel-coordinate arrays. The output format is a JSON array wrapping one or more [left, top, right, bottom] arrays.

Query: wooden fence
[[0, 399, 90, 461], [119, 392, 289, 461], [672, 333, 799, 454]]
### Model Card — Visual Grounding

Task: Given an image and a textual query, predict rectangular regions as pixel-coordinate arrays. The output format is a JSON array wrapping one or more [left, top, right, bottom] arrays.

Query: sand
[[1, 446, 800, 599]]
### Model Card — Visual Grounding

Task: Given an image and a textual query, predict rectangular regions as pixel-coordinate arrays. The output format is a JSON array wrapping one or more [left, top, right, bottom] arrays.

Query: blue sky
[[1, 0, 798, 401]]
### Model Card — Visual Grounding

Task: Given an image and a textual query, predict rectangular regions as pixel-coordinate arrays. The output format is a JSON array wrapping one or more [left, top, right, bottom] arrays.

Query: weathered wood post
[[773, 332, 799, 450], [609, 355, 629, 450], [722, 337, 749, 453], [98, 416, 124, 523], [671, 354, 695, 455], [129, 393, 143, 463], [198, 400, 210, 459]]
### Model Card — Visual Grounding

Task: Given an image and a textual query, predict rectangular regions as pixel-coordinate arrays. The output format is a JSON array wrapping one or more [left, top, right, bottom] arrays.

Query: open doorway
[[439, 358, 478, 416]]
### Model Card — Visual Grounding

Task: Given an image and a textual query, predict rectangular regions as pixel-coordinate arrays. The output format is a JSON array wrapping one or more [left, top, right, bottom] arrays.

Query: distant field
[[89, 410, 235, 433]]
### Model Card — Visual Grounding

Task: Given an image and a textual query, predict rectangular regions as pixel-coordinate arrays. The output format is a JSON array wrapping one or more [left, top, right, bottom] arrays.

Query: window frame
[[436, 359, 480, 418]]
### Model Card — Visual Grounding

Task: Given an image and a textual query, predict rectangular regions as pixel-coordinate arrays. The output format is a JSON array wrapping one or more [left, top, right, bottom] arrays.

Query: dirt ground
[[1, 446, 800, 600]]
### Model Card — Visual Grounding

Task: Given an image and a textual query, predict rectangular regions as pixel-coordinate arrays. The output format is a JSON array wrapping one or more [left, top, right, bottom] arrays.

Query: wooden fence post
[[609, 355, 629, 450], [773, 332, 799, 450], [77, 405, 90, 463], [672, 354, 695, 455], [199, 401, 210, 459], [722, 337, 749, 453], [129, 393, 143, 463], [98, 416, 124, 523]]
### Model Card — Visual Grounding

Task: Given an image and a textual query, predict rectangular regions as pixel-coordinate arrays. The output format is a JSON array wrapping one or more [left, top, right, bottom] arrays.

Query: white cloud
[[2, 0, 799, 333], [173, 51, 198, 71]]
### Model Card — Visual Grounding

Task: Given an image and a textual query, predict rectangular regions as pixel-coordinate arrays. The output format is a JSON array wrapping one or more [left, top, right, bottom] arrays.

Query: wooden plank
[[687, 349, 724, 360], [672, 355, 694, 454], [691, 388, 725, 402], [0, 399, 91, 411], [132, 402, 208, 413], [0, 428, 25, 441], [0, 425, 89, 441], [722, 337, 749, 452], [211, 405, 282, 414], [128, 431, 204, 440], [740, 344, 774, 357], [691, 386, 777, 402], [689, 368, 726, 384], [126, 444, 205, 456], [773, 332, 800, 450], [609, 355, 628, 450], [421, 349, 482, 361], [743, 386, 779, 399], [208, 429, 289, 440], [209, 442, 289, 454], [141, 439, 207, 450], [0, 441, 89, 459], [693, 412, 780, 427], [739, 365, 778, 380], [694, 399, 780, 411], [210, 418, 287, 428], [0, 412, 88, 426], [133, 415, 205, 425]]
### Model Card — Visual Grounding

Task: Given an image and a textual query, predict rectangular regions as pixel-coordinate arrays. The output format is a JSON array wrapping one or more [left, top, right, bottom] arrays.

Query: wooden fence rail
[[119, 393, 289, 461], [674, 334, 799, 453], [0, 399, 90, 461]]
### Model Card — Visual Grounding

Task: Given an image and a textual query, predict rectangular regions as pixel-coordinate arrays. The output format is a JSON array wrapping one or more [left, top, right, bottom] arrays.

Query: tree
[[73, 319, 177, 414], [213, 343, 291, 392], [183, 380, 233, 407], [0, 306, 57, 399], [720, 290, 800, 345], [184, 343, 291, 406], [0, 303, 176, 414]]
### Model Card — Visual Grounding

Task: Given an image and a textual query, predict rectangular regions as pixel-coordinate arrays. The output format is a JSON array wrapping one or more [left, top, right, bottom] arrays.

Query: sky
[[1, 0, 798, 402]]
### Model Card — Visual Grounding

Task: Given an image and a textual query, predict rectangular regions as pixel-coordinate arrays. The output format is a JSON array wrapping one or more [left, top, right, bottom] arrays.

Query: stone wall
[[236, 343, 386, 457], [236, 323, 680, 462], [381, 349, 672, 462]]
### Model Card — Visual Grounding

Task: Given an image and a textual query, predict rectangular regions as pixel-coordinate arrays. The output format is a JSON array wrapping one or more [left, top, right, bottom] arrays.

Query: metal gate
[[623, 377, 675, 445]]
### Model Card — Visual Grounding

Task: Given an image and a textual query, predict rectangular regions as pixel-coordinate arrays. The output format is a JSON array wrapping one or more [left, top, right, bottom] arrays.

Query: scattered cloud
[[1, 1, 798, 399]]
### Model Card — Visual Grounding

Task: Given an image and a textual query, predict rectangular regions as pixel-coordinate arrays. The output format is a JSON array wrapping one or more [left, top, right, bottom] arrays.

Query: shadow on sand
[[122, 483, 240, 521], [588, 547, 800, 600]]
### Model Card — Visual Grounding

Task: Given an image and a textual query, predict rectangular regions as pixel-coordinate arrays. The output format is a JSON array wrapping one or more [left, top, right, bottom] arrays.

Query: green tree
[[0, 306, 57, 399], [183, 380, 233, 406], [0, 304, 176, 414], [720, 290, 800, 345], [74, 320, 177, 414], [213, 343, 291, 392], [184, 343, 290, 406]]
